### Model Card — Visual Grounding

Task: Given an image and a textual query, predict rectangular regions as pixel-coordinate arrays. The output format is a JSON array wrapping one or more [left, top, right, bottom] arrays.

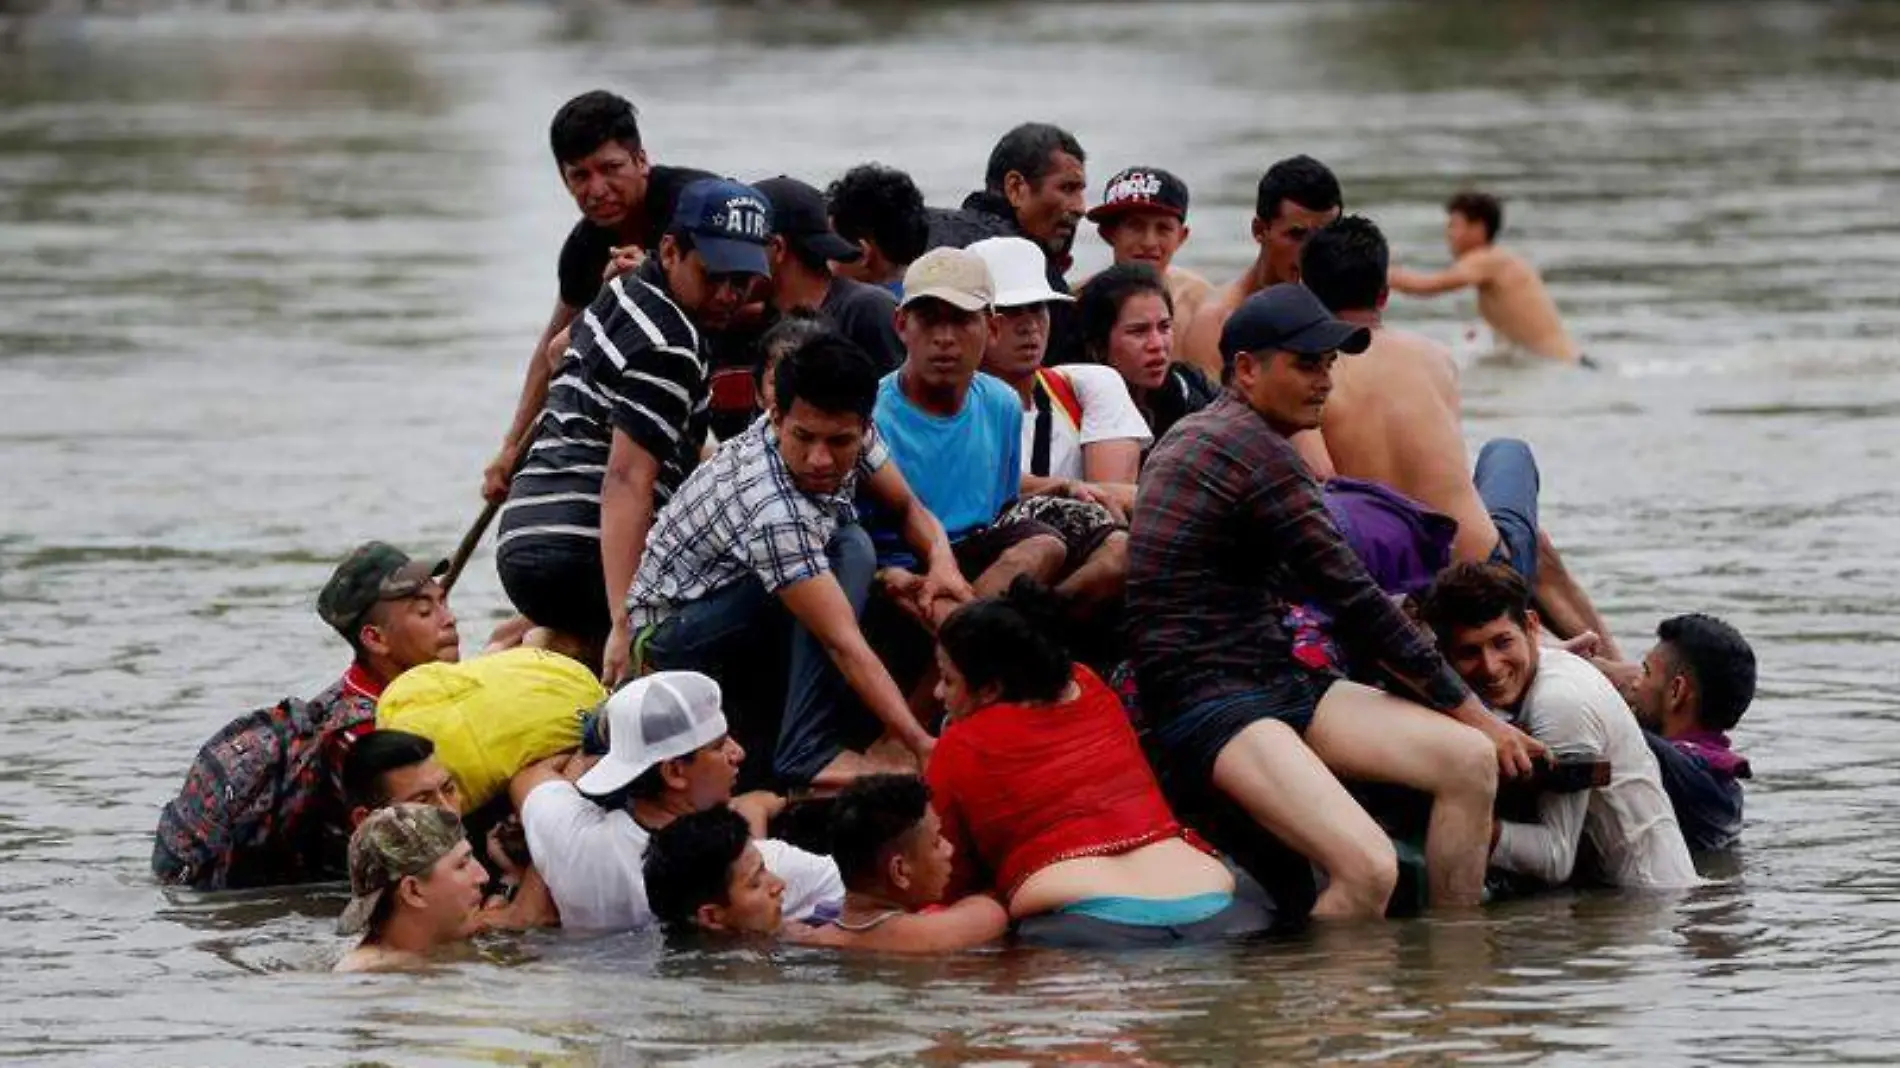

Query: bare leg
[[970, 533, 1067, 599], [1531, 529, 1620, 660], [1209, 719, 1399, 920], [1052, 531, 1127, 616], [1303, 681, 1498, 910]]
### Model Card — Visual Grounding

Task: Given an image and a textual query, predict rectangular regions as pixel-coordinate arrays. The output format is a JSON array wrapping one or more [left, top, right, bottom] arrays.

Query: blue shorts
[[1474, 438, 1541, 588], [1154, 671, 1338, 784]]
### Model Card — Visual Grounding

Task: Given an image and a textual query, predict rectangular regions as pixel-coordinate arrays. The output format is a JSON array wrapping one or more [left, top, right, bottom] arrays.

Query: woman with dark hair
[[924, 580, 1273, 948], [1075, 263, 1217, 446]]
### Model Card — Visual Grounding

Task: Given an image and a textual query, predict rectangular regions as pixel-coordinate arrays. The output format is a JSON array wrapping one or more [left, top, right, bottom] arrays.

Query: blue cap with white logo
[[670, 178, 773, 277]]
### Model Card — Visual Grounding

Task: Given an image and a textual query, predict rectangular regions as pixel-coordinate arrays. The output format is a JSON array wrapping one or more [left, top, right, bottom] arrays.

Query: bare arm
[[599, 430, 662, 686], [778, 573, 934, 760], [864, 461, 974, 607], [1081, 438, 1142, 485], [484, 301, 581, 502], [1178, 300, 1230, 383], [1389, 256, 1487, 298], [1289, 429, 1336, 481], [808, 895, 1009, 954]]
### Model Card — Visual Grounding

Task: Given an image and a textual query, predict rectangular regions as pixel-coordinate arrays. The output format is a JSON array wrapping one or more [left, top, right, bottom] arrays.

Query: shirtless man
[[1299, 215, 1619, 658], [1178, 155, 1342, 382], [1387, 192, 1585, 365], [1085, 166, 1215, 360]]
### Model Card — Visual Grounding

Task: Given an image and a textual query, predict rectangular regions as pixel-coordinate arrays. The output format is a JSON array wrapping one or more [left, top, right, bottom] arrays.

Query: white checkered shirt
[[625, 417, 889, 629]]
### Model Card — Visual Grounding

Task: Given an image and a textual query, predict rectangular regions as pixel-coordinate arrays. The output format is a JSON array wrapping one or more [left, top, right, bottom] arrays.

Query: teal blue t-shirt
[[870, 371, 1023, 563]]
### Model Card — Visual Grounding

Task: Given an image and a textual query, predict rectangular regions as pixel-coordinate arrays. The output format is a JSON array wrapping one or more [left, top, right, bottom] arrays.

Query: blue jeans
[[1474, 438, 1541, 588], [643, 524, 877, 785]]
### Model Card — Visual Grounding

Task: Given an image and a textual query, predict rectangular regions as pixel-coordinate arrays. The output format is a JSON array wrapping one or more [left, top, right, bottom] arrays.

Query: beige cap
[[900, 247, 994, 312]]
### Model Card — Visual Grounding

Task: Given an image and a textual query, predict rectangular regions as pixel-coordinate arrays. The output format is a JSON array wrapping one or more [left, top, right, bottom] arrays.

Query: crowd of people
[[152, 90, 1761, 971]]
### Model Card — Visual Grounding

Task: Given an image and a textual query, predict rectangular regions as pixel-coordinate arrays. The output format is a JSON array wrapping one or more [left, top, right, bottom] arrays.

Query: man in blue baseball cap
[[1128, 282, 1544, 923], [498, 177, 775, 686]]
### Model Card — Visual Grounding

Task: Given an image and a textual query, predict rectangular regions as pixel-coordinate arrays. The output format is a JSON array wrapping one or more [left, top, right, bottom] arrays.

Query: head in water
[[985, 123, 1088, 265], [317, 541, 460, 683], [644, 805, 787, 936], [1417, 562, 1542, 711], [342, 729, 462, 828], [1252, 155, 1344, 286], [336, 803, 487, 948], [1629, 614, 1757, 738], [828, 773, 955, 910], [1445, 191, 1502, 257]]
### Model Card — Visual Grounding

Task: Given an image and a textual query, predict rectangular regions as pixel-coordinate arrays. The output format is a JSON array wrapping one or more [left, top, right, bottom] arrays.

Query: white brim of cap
[[575, 750, 648, 798], [993, 284, 1075, 309]]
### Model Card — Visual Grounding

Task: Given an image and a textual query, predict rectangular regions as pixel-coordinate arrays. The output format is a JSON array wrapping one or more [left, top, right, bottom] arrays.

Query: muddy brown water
[[2, 2, 1898, 1064]]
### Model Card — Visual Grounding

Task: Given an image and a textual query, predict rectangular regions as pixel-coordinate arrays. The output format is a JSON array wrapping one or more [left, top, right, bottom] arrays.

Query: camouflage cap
[[317, 541, 449, 641], [337, 802, 466, 936]]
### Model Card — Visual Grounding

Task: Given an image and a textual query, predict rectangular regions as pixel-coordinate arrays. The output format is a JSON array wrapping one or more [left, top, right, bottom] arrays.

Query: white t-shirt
[[1492, 649, 1700, 889], [521, 780, 844, 930], [1020, 364, 1152, 481]]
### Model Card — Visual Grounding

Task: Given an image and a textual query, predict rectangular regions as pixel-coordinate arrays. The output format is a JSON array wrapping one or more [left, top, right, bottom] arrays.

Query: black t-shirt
[[819, 276, 903, 374], [555, 164, 716, 309]]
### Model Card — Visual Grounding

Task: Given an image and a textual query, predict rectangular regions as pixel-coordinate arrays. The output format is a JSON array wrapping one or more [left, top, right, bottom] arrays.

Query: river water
[[2, 1, 1897, 1063]]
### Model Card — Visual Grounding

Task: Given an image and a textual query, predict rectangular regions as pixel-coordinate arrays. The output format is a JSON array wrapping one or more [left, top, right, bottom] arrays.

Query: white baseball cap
[[575, 671, 728, 797], [968, 236, 1073, 310]]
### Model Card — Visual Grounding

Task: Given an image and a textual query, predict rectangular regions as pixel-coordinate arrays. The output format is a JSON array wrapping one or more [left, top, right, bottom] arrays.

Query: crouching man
[[1417, 563, 1699, 889], [628, 332, 971, 785]]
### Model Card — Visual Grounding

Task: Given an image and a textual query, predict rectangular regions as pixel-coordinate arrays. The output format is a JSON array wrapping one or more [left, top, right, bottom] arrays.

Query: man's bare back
[[1391, 246, 1579, 364], [1178, 275, 1252, 383], [1320, 325, 1502, 563]]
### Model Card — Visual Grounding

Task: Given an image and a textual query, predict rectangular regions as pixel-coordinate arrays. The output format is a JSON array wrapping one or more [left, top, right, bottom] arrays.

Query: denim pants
[[644, 523, 877, 784], [1474, 438, 1541, 588]]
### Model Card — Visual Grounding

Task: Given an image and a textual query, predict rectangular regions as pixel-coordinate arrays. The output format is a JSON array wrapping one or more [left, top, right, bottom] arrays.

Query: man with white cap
[[507, 671, 843, 931], [334, 803, 489, 973]]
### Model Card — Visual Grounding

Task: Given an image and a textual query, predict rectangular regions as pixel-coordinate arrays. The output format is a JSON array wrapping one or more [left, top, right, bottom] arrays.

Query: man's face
[[895, 807, 955, 908], [660, 238, 755, 331], [1104, 290, 1174, 393], [1234, 348, 1337, 436], [561, 141, 650, 229], [1255, 199, 1342, 285], [1442, 614, 1541, 711], [1445, 211, 1486, 257], [674, 734, 745, 812], [362, 581, 459, 671], [382, 758, 462, 815], [408, 839, 488, 940], [897, 300, 994, 394], [983, 304, 1051, 383], [1629, 643, 1677, 732], [772, 400, 867, 497], [1008, 152, 1087, 260], [1102, 212, 1188, 273], [706, 842, 786, 935]]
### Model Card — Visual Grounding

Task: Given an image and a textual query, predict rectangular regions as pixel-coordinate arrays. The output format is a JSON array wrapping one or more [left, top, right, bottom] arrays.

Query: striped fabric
[[499, 262, 710, 549]]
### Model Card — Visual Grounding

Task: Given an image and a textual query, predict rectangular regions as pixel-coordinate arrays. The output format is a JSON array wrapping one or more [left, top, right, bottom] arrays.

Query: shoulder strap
[[1036, 368, 1084, 430]]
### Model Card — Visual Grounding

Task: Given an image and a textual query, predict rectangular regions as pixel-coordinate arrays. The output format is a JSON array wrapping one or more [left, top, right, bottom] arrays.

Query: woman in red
[[926, 581, 1275, 948]]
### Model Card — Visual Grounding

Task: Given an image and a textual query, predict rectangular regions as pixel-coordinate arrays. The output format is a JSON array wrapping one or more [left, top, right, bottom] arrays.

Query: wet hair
[[1076, 261, 1173, 363], [937, 578, 1073, 704], [1255, 155, 1343, 223], [1301, 215, 1389, 314], [827, 163, 930, 267], [643, 805, 751, 930], [754, 309, 829, 392], [1657, 614, 1757, 732], [1446, 191, 1503, 241], [549, 90, 643, 166], [828, 774, 931, 891], [1415, 562, 1533, 648], [774, 331, 880, 421], [342, 730, 435, 812], [984, 122, 1086, 194]]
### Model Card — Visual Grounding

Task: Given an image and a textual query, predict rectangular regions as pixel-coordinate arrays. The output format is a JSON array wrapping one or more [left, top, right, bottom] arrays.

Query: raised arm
[[484, 300, 581, 502], [1389, 256, 1487, 298]]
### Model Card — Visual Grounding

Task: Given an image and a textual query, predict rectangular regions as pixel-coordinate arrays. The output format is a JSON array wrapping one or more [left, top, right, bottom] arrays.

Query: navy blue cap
[[1219, 283, 1372, 368], [670, 178, 773, 276]]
